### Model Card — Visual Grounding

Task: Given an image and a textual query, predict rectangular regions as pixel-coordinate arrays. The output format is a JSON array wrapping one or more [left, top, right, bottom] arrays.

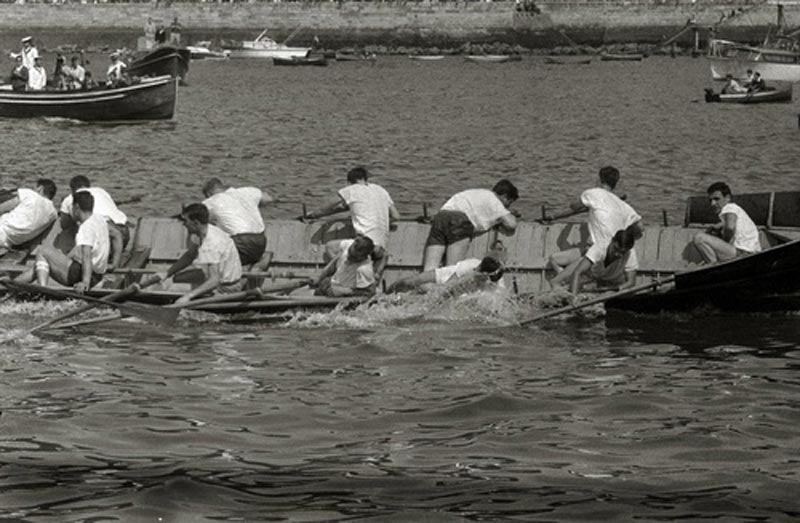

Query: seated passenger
[[692, 182, 761, 264], [9, 55, 28, 92], [106, 52, 129, 87], [62, 55, 86, 91], [550, 226, 639, 295], [313, 235, 376, 297], [27, 56, 46, 91], [748, 72, 766, 92], [0, 179, 57, 253], [721, 74, 747, 94]]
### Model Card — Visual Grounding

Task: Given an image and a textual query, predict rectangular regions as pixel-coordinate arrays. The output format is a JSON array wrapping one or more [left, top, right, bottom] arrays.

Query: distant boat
[[224, 29, 310, 60], [600, 52, 644, 62], [704, 85, 793, 104], [465, 55, 522, 63], [128, 46, 190, 84], [708, 39, 800, 83], [272, 55, 328, 67], [335, 52, 377, 62], [0, 75, 177, 122], [409, 55, 445, 61], [544, 56, 592, 65], [185, 42, 229, 60]]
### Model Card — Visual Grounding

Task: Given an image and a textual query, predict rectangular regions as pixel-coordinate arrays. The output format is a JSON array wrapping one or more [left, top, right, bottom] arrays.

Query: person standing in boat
[[15, 191, 109, 294], [202, 177, 273, 269], [692, 182, 762, 264], [27, 56, 47, 91], [9, 55, 28, 92], [168, 16, 182, 46], [10, 36, 39, 71], [106, 52, 129, 88], [0, 179, 58, 254], [60, 176, 128, 272], [140, 203, 244, 305], [304, 166, 400, 283], [421, 179, 519, 271], [313, 235, 377, 298], [547, 166, 643, 288]]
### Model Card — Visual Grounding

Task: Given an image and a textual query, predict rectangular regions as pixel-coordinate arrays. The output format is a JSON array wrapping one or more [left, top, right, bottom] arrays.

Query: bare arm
[[306, 198, 348, 220], [75, 245, 93, 293], [720, 213, 738, 243], [389, 204, 401, 222], [569, 257, 593, 295], [497, 212, 517, 233], [107, 224, 124, 270], [619, 270, 636, 291], [175, 263, 220, 304], [259, 191, 274, 207], [140, 243, 199, 287], [313, 257, 338, 287]]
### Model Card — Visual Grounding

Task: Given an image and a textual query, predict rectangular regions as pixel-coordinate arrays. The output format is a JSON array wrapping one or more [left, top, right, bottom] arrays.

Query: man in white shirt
[[0, 179, 58, 252], [15, 191, 109, 293], [62, 55, 86, 90], [693, 182, 762, 264], [304, 167, 400, 281], [10, 36, 39, 71], [27, 56, 46, 91], [202, 177, 272, 268], [313, 236, 376, 297], [140, 203, 244, 305], [106, 52, 128, 87], [422, 179, 518, 271], [60, 175, 128, 270], [548, 166, 642, 285]]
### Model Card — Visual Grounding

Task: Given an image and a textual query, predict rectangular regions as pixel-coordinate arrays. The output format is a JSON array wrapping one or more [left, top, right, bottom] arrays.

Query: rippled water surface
[[1, 54, 800, 521]]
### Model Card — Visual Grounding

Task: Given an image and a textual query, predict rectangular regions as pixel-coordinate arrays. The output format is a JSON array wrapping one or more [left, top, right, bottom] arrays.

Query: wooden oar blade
[[116, 302, 179, 327]]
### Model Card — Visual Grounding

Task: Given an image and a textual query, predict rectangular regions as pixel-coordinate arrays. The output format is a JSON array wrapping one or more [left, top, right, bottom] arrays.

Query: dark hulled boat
[[129, 46, 191, 84], [0, 75, 177, 122]]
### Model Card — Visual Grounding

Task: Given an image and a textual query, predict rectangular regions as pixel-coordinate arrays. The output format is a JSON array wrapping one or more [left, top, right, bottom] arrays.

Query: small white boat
[[186, 41, 230, 60], [409, 55, 444, 61], [465, 55, 521, 63], [708, 39, 800, 83], [225, 29, 310, 60]]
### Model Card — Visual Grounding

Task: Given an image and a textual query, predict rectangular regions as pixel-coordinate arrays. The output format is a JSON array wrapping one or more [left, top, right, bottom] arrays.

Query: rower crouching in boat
[[312, 236, 377, 298], [0, 179, 58, 257], [692, 182, 762, 264]]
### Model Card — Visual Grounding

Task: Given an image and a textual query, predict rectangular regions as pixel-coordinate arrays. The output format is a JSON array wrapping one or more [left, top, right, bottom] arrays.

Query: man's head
[[707, 181, 732, 214], [492, 179, 519, 207], [33, 56, 42, 68], [70, 55, 79, 65], [73, 190, 94, 222], [179, 203, 210, 234], [347, 235, 374, 263], [69, 175, 91, 194], [746, 69, 753, 75], [478, 255, 505, 282], [598, 166, 620, 189], [607, 226, 637, 260], [202, 177, 225, 198], [36, 178, 57, 200], [346, 167, 369, 185], [754, 72, 761, 79], [21, 36, 32, 47], [14, 55, 22, 65]]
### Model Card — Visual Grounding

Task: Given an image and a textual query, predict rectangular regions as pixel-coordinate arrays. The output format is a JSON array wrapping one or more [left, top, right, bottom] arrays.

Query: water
[[1, 55, 800, 521]]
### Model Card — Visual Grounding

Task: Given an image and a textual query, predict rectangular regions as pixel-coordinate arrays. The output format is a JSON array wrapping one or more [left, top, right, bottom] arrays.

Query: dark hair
[[351, 235, 375, 256], [599, 166, 620, 189], [181, 203, 210, 224], [69, 175, 90, 193], [73, 190, 94, 213], [478, 256, 505, 282], [492, 179, 519, 203], [611, 227, 637, 251], [37, 178, 57, 200], [202, 177, 224, 198], [707, 181, 732, 197], [346, 167, 369, 184]]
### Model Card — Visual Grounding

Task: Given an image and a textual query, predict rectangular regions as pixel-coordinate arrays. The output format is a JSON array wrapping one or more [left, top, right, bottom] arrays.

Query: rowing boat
[[703, 85, 793, 104], [465, 55, 522, 64], [2, 190, 799, 317]]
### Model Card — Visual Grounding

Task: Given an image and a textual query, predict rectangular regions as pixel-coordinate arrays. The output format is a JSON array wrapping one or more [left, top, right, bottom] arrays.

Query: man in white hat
[[106, 52, 128, 87], [12, 37, 39, 71], [27, 56, 47, 91]]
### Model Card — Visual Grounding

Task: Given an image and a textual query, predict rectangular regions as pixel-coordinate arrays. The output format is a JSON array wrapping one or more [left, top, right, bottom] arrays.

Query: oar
[[1, 280, 178, 328], [170, 278, 313, 310], [47, 312, 124, 330], [519, 276, 676, 325]]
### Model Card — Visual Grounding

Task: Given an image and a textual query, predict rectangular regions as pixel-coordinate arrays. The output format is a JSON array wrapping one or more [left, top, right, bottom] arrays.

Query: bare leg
[[37, 245, 75, 286], [550, 254, 585, 289], [253, 251, 273, 272], [444, 238, 471, 266], [547, 248, 582, 275], [693, 232, 737, 264], [422, 244, 445, 272]]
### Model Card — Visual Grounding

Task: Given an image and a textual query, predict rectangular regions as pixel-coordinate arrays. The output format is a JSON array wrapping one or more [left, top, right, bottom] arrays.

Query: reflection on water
[[1, 55, 800, 520]]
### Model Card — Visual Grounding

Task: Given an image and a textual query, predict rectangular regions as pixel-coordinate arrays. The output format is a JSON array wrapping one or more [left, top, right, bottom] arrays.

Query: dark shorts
[[67, 261, 103, 287], [232, 232, 267, 266], [425, 210, 475, 247]]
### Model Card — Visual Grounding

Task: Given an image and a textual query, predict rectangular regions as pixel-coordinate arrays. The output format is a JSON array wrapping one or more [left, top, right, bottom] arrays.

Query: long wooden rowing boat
[[2, 190, 799, 317], [704, 85, 793, 104]]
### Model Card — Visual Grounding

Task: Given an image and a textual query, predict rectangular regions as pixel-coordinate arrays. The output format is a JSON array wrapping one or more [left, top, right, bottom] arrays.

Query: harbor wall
[[0, 2, 793, 49]]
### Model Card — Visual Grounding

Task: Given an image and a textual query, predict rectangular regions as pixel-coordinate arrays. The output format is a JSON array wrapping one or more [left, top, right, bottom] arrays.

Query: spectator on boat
[[0, 179, 57, 253], [304, 166, 400, 282], [62, 55, 86, 91], [313, 235, 376, 298], [169, 16, 182, 46], [27, 56, 47, 91], [106, 52, 129, 88], [83, 71, 96, 90], [202, 177, 273, 269], [60, 176, 128, 271], [421, 179, 519, 271], [144, 16, 157, 47], [721, 74, 747, 94], [140, 203, 244, 305], [155, 26, 167, 46], [15, 191, 109, 294], [692, 182, 762, 264], [748, 72, 766, 92], [744, 69, 755, 87], [9, 55, 28, 92], [10, 36, 39, 71], [51, 54, 68, 90], [550, 225, 639, 295], [388, 240, 506, 294], [547, 166, 643, 287]]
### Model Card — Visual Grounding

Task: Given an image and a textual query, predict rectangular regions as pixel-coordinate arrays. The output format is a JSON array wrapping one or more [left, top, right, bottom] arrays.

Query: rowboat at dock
[[1, 191, 799, 320]]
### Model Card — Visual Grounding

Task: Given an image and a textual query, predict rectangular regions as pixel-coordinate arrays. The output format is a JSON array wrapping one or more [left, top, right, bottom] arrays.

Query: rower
[[421, 179, 519, 271], [548, 165, 643, 285], [313, 235, 376, 298], [0, 179, 58, 254], [692, 182, 761, 264], [202, 177, 273, 270], [15, 191, 108, 293]]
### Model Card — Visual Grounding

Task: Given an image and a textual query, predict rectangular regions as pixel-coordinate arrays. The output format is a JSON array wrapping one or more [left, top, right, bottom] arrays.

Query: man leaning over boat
[[692, 182, 761, 264], [0, 179, 57, 256], [313, 235, 376, 298]]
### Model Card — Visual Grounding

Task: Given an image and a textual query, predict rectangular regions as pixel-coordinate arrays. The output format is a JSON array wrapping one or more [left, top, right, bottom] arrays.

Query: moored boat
[[185, 42, 230, 60], [409, 55, 445, 61], [272, 55, 328, 67], [128, 46, 190, 84], [708, 38, 800, 83], [704, 84, 793, 104], [0, 75, 177, 122], [600, 52, 644, 62], [465, 55, 521, 63], [223, 29, 310, 60], [544, 56, 592, 65]]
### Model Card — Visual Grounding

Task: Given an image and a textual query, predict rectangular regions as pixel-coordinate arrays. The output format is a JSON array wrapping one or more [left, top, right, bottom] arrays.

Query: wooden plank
[[504, 222, 547, 270]]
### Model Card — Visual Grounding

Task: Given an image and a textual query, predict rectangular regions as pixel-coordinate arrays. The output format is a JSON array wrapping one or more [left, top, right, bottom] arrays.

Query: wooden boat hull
[[129, 46, 190, 83], [600, 53, 644, 61], [272, 56, 328, 66], [409, 55, 444, 61], [704, 86, 792, 104], [465, 55, 521, 63], [0, 75, 177, 121], [708, 40, 800, 82], [545, 56, 592, 65]]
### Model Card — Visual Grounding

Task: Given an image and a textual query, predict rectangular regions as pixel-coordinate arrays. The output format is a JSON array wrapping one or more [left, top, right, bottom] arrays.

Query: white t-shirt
[[0, 188, 57, 249], [331, 239, 375, 290], [60, 188, 127, 226], [580, 187, 641, 264], [107, 61, 127, 80], [203, 187, 266, 236], [338, 183, 394, 248], [441, 189, 510, 232], [434, 258, 481, 285], [21, 46, 38, 70], [589, 249, 638, 285], [193, 224, 243, 284], [75, 213, 110, 274], [27, 65, 46, 90], [721, 202, 762, 253]]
